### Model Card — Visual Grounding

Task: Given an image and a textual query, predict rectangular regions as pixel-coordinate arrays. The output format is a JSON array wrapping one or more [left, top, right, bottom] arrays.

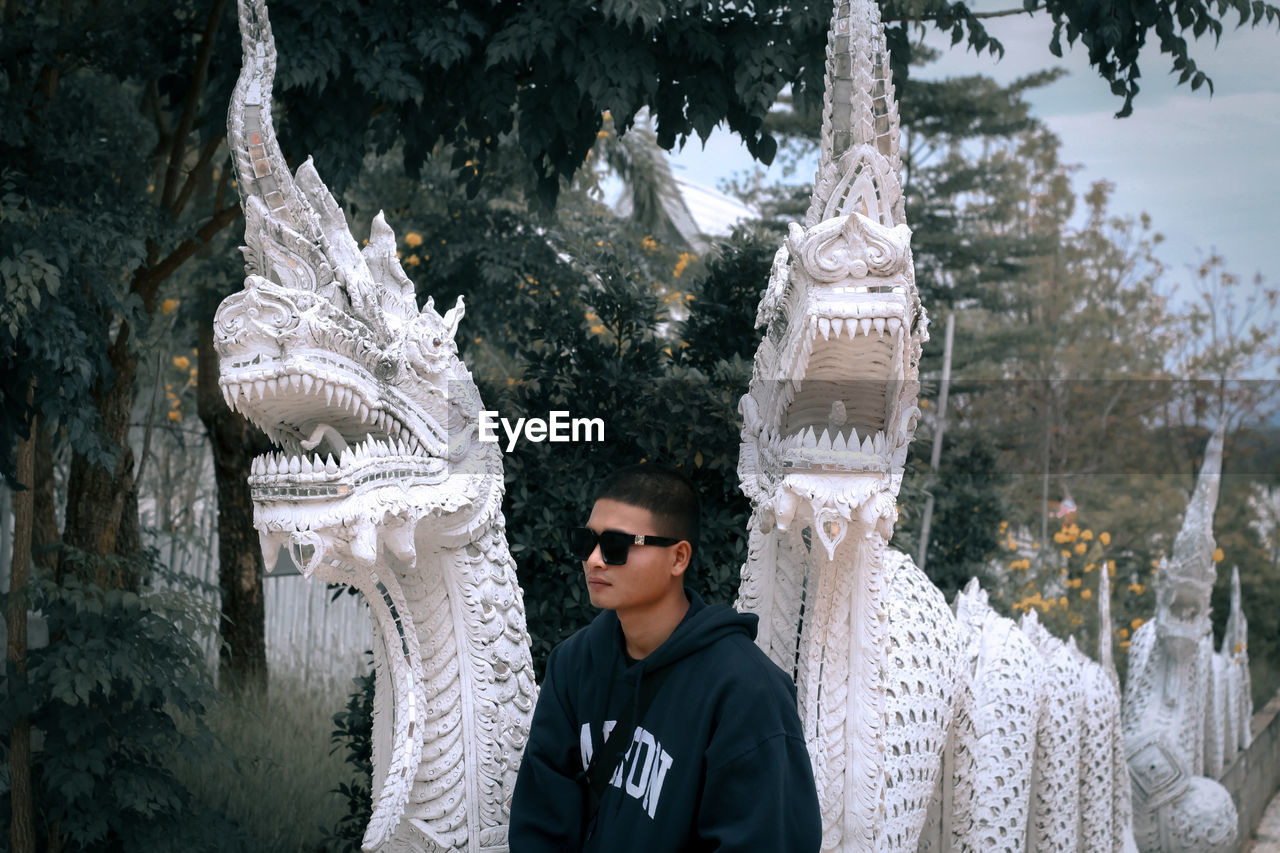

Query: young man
[[509, 463, 821, 852]]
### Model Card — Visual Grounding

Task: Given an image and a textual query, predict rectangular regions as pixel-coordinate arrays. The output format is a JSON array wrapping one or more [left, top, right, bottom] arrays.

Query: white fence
[[1, 483, 372, 695]]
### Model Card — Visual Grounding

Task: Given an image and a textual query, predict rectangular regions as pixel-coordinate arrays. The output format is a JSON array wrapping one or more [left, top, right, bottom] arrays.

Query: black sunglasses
[[568, 527, 683, 565]]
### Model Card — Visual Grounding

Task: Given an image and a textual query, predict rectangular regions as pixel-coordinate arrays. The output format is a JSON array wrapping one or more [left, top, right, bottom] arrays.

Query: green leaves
[[0, 548, 240, 850]]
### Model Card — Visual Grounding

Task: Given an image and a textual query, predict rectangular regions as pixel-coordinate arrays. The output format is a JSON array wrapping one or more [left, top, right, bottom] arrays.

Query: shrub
[[0, 547, 251, 851]]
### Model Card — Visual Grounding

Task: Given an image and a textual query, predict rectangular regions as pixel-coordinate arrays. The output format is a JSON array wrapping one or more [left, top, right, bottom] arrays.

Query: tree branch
[[160, 0, 228, 210], [885, 5, 1039, 23], [172, 135, 225, 220], [134, 203, 242, 309]]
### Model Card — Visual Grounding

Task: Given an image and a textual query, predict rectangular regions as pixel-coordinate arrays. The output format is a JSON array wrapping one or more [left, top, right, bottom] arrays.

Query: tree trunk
[[62, 330, 140, 587], [8, 395, 37, 853], [197, 322, 269, 693], [32, 418, 59, 577]]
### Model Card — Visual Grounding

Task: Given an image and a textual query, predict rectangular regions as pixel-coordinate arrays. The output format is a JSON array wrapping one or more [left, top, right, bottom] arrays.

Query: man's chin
[[586, 583, 612, 609]]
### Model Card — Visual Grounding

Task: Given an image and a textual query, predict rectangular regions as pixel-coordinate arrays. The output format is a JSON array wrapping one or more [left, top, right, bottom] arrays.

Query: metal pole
[[916, 311, 955, 571]]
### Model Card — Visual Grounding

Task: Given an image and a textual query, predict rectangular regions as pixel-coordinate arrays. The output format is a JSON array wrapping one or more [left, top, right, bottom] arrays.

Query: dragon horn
[[229, 0, 323, 254], [806, 0, 905, 228]]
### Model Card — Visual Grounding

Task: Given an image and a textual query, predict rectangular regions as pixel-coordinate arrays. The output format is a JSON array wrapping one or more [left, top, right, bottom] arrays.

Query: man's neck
[[617, 589, 691, 660]]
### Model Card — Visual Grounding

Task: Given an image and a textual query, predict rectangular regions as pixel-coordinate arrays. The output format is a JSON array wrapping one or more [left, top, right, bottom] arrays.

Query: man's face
[[581, 498, 687, 614]]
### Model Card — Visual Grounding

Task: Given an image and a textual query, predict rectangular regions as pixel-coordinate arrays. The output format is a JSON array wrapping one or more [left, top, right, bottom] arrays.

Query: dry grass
[[171, 672, 356, 852]]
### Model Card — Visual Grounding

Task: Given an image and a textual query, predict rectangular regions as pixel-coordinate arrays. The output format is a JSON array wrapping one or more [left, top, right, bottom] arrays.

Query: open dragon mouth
[[220, 356, 450, 503], [773, 294, 910, 475]]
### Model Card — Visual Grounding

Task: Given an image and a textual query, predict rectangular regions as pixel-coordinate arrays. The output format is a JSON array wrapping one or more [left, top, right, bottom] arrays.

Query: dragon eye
[[432, 337, 441, 347]]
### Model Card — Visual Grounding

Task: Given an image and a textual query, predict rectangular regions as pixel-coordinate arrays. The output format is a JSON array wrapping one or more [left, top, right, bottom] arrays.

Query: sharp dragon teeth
[[803, 427, 817, 448], [861, 434, 875, 454], [859, 318, 872, 336], [254, 379, 266, 399], [267, 456, 278, 475], [818, 317, 831, 340], [831, 318, 844, 338], [302, 374, 314, 394], [325, 384, 335, 406], [887, 317, 902, 336], [874, 318, 886, 338], [833, 431, 848, 452], [817, 429, 832, 450], [325, 454, 338, 474]]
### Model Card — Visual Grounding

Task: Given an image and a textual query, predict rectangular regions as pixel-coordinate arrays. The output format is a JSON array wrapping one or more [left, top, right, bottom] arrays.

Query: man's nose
[[584, 542, 606, 570]]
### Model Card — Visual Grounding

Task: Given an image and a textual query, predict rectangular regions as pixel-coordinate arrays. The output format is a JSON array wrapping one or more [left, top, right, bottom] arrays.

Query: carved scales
[[217, 2, 535, 850]]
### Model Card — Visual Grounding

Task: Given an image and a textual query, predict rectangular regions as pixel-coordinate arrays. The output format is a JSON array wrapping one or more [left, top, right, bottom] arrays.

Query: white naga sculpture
[[1123, 426, 1252, 853], [215, 2, 535, 850], [734, 1, 1135, 850]]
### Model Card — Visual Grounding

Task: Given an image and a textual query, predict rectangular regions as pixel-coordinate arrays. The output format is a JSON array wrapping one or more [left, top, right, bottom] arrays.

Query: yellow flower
[[1060, 550, 1072, 559], [1084, 563, 1096, 573], [168, 409, 182, 423], [1100, 532, 1111, 545], [172, 355, 191, 372], [1131, 618, 1145, 630], [672, 252, 695, 279], [1058, 596, 1067, 607], [1081, 589, 1092, 600], [1065, 577, 1081, 589], [1212, 547, 1225, 562], [1128, 583, 1146, 595], [161, 299, 180, 315], [1074, 542, 1087, 555], [405, 254, 421, 267], [1118, 628, 1129, 639], [1081, 529, 1093, 541], [1107, 560, 1116, 576]]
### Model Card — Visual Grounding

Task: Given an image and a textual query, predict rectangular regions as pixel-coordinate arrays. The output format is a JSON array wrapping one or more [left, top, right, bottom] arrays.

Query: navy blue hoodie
[[509, 590, 821, 852]]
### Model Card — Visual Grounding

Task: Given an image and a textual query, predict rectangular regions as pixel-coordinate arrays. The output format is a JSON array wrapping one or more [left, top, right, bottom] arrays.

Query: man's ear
[[670, 541, 692, 577]]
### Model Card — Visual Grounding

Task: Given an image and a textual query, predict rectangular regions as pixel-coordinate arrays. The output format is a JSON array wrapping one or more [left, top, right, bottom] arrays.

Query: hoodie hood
[[584, 589, 759, 677]]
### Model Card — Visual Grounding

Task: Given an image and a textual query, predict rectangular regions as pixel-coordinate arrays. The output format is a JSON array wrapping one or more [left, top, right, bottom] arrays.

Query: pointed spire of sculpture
[[1167, 422, 1226, 586], [806, 0, 905, 228], [227, 0, 426, 349], [228, 0, 322, 246], [1097, 555, 1121, 691], [1149, 422, 1227, 645], [1222, 565, 1247, 659]]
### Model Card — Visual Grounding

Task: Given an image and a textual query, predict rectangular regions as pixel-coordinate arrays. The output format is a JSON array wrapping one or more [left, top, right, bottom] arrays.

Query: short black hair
[[593, 463, 700, 563]]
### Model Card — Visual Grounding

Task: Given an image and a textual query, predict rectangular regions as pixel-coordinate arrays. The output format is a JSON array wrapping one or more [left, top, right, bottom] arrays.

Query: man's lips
[[587, 576, 611, 587]]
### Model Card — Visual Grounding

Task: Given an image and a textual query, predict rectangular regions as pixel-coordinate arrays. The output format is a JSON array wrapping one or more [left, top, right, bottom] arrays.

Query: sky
[[668, 5, 1280, 353]]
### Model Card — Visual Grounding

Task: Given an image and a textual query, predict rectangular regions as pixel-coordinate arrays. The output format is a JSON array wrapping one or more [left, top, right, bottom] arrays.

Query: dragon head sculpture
[[214, 3, 531, 850], [1152, 424, 1225, 652], [738, 0, 927, 558], [215, 1, 497, 576]]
